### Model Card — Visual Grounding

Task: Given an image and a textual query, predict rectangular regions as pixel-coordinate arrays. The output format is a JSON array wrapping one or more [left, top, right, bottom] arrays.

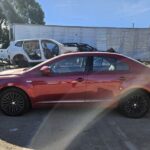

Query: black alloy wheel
[[119, 90, 150, 118], [0, 88, 30, 116]]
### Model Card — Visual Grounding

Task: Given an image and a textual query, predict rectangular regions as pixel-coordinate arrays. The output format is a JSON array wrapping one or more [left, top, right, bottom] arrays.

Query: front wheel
[[0, 88, 30, 116], [119, 90, 150, 118]]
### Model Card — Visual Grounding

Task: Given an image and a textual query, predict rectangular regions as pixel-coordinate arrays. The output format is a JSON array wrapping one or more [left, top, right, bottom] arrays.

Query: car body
[[63, 43, 97, 52], [0, 49, 8, 61], [0, 39, 78, 67], [0, 52, 150, 117]]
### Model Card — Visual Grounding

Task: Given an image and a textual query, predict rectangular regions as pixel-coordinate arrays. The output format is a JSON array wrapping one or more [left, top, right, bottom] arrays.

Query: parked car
[[63, 43, 97, 52], [0, 39, 78, 67], [0, 52, 150, 118]]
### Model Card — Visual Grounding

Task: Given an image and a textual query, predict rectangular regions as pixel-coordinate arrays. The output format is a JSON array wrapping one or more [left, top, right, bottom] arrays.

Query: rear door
[[23, 40, 42, 62], [85, 54, 130, 102]]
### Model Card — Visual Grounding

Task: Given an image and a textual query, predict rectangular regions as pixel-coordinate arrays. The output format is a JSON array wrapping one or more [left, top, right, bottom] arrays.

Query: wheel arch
[[0, 86, 32, 108], [12, 54, 29, 67], [118, 87, 150, 102], [13, 54, 28, 62]]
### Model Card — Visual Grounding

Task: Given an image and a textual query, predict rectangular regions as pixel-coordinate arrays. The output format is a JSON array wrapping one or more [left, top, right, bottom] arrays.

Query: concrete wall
[[11, 24, 150, 61], [97, 28, 150, 61]]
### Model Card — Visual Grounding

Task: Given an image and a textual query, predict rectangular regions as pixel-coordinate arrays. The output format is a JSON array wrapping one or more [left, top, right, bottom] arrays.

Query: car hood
[[0, 68, 26, 76]]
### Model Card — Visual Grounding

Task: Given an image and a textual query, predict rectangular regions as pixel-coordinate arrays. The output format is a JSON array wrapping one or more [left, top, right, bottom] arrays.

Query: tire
[[0, 88, 30, 116], [119, 90, 150, 118], [13, 55, 29, 68]]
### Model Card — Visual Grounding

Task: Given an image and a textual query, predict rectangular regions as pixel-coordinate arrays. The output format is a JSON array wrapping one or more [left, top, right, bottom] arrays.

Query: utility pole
[[132, 23, 135, 28]]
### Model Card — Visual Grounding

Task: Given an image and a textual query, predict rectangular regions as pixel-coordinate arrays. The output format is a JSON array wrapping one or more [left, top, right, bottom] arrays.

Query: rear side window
[[15, 41, 23, 47], [115, 60, 129, 71], [93, 56, 129, 72]]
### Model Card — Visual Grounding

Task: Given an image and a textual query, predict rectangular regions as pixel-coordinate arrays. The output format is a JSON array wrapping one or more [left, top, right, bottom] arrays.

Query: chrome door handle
[[119, 76, 126, 81], [76, 77, 84, 82]]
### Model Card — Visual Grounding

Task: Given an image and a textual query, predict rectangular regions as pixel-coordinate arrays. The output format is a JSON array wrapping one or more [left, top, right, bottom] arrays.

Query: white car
[[2, 39, 78, 67]]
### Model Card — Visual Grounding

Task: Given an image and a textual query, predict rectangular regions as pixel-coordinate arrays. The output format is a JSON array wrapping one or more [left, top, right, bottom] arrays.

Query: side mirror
[[40, 66, 51, 76]]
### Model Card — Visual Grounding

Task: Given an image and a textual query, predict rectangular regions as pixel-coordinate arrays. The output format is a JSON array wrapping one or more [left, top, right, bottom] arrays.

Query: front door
[[34, 55, 87, 104], [41, 40, 59, 59]]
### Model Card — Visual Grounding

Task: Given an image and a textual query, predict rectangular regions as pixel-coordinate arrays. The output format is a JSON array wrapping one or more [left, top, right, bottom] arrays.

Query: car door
[[23, 40, 42, 62], [34, 55, 88, 104], [85, 54, 130, 102], [41, 40, 59, 59]]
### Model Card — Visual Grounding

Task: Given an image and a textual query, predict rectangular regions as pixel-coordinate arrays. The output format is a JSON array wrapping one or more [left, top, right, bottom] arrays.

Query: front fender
[[0, 80, 36, 106]]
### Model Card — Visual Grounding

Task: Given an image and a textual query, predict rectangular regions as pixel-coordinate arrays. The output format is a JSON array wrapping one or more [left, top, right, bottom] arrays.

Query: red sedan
[[0, 52, 150, 118]]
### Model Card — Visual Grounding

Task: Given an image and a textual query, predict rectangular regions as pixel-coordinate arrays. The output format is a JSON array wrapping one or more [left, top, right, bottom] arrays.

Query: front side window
[[49, 56, 86, 74], [93, 56, 129, 72], [23, 40, 41, 60], [41, 40, 59, 59]]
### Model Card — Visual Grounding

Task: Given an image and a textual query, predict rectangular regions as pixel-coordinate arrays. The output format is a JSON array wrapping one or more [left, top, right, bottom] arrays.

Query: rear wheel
[[13, 55, 29, 68], [119, 90, 150, 118], [0, 88, 30, 116]]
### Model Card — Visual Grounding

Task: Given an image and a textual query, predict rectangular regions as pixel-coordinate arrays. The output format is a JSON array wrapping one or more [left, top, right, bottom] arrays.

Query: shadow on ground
[[0, 109, 49, 148]]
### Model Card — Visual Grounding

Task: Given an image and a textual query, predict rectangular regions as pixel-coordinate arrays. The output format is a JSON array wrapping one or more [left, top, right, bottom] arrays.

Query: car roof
[[14, 38, 57, 41], [12, 38, 63, 46], [59, 52, 146, 65], [60, 51, 121, 57]]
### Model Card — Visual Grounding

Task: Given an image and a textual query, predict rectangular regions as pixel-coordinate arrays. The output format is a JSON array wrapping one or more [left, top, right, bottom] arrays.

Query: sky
[[38, 0, 150, 28]]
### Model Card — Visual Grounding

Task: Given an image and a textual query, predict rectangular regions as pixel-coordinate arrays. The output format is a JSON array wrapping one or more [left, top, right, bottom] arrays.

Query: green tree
[[0, 5, 9, 48], [14, 0, 45, 24], [0, 0, 45, 48]]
